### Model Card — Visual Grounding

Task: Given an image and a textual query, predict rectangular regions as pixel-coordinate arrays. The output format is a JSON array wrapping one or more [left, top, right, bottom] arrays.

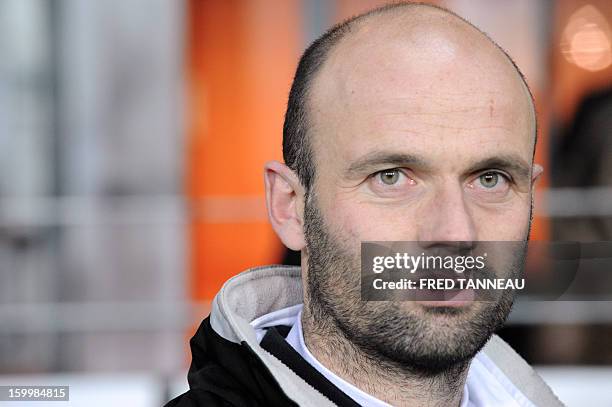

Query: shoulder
[[167, 316, 298, 407]]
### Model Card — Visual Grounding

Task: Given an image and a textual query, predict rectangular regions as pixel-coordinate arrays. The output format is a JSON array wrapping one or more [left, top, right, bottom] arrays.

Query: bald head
[[283, 2, 536, 191]]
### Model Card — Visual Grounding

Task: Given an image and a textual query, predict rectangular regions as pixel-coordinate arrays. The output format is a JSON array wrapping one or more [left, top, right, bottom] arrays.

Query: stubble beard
[[303, 190, 527, 377]]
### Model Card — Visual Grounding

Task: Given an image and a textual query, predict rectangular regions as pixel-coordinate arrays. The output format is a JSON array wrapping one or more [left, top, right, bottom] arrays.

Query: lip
[[415, 300, 472, 307], [414, 287, 475, 307]]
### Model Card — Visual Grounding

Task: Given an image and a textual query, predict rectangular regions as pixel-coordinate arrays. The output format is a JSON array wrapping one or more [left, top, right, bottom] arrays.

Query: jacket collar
[[210, 265, 335, 406]]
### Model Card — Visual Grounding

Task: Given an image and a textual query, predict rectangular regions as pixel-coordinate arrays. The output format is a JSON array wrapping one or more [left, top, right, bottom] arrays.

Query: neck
[[301, 305, 470, 407]]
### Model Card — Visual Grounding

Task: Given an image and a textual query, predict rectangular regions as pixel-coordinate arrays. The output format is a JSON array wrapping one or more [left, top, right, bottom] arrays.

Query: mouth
[[415, 287, 476, 308], [412, 270, 476, 307]]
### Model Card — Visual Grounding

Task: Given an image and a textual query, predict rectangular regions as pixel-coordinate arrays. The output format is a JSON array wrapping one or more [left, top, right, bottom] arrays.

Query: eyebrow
[[345, 151, 532, 180], [345, 151, 431, 177], [465, 156, 531, 181]]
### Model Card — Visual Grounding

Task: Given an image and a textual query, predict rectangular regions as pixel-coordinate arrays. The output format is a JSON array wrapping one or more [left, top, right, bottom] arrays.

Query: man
[[167, 3, 562, 406]]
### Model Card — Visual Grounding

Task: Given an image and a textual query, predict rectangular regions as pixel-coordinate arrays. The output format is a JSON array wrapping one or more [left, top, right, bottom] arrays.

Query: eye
[[368, 168, 417, 198], [379, 169, 401, 185], [479, 172, 500, 189], [468, 170, 511, 196]]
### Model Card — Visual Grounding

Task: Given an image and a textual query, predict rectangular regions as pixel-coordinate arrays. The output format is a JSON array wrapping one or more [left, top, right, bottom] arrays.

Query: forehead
[[307, 19, 535, 172]]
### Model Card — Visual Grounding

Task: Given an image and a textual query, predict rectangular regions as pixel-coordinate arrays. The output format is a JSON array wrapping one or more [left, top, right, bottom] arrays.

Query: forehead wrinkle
[[371, 98, 526, 140], [372, 100, 510, 123]]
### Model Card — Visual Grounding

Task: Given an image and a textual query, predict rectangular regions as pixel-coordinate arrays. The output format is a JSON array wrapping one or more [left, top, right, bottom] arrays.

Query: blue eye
[[379, 169, 401, 185], [479, 172, 499, 188]]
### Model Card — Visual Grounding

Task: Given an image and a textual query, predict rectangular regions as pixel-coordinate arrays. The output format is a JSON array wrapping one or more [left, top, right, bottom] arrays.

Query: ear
[[531, 163, 544, 185], [264, 160, 306, 251]]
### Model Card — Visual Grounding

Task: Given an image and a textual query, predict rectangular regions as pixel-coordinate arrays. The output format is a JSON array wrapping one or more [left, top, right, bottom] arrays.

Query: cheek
[[325, 197, 419, 243], [471, 201, 532, 240]]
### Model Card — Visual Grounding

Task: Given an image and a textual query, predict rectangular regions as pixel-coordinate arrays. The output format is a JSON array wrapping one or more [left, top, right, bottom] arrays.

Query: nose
[[417, 181, 476, 245]]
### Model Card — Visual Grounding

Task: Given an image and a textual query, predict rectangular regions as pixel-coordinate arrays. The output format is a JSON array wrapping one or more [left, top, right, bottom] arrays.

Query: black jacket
[[165, 317, 363, 407]]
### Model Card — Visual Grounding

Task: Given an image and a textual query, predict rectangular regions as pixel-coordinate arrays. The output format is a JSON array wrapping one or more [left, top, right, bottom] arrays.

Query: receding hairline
[[307, 2, 537, 141]]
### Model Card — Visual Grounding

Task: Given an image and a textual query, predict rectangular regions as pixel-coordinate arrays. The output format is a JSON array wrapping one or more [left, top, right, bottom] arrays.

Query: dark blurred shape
[[552, 86, 612, 240]]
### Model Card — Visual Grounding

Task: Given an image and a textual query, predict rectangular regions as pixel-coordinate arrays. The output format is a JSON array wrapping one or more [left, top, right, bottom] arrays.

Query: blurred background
[[0, 0, 610, 406]]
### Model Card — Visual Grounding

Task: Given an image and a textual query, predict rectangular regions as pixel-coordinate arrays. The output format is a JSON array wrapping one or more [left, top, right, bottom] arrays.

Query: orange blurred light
[[561, 4, 612, 71]]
